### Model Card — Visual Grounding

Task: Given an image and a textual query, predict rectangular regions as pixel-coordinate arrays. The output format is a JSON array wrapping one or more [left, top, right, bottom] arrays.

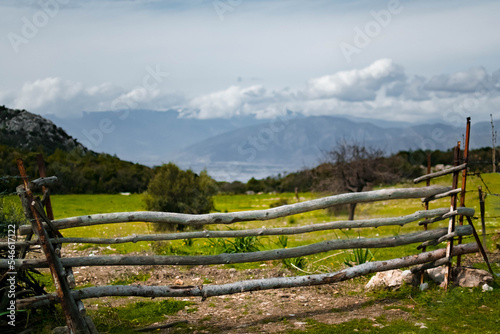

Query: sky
[[1, 0, 499, 125]]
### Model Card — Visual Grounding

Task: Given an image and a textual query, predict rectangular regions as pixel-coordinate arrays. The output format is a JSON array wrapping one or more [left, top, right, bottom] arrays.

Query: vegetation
[[143, 163, 218, 231], [287, 282, 500, 334], [87, 300, 194, 333], [208, 236, 264, 254], [0, 145, 153, 194], [2, 172, 498, 332], [0, 195, 27, 236]]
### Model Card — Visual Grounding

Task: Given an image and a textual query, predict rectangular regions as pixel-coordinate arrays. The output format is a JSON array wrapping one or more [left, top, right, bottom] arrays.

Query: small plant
[[275, 236, 308, 271], [275, 235, 289, 249], [339, 230, 376, 267], [208, 236, 263, 254], [343, 248, 375, 267], [288, 216, 297, 224], [283, 256, 308, 271], [182, 238, 194, 247]]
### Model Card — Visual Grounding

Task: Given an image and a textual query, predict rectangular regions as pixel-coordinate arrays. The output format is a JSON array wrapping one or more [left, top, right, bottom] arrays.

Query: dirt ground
[[33, 246, 428, 333]]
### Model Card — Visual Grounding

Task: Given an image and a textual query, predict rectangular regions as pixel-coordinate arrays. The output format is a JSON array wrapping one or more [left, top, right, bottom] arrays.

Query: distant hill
[[45, 110, 264, 165], [45, 109, 499, 181], [0, 106, 86, 154], [173, 116, 467, 168]]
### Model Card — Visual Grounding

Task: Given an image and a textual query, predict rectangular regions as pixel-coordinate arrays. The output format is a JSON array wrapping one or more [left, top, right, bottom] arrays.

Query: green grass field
[[31, 173, 496, 271]]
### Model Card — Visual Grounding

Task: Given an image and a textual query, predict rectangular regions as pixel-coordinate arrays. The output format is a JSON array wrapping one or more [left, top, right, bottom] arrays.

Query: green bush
[[0, 196, 27, 237], [269, 198, 289, 208], [143, 163, 218, 231]]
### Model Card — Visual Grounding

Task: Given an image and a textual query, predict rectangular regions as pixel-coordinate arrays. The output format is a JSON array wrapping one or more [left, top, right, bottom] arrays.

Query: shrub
[[143, 163, 217, 231], [269, 198, 288, 208]]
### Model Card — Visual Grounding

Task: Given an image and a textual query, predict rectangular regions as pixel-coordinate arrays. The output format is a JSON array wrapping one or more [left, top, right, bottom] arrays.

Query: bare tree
[[316, 141, 401, 220]]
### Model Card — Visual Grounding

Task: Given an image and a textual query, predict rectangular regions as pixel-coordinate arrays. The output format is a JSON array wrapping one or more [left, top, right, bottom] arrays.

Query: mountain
[[45, 110, 264, 166], [41, 109, 499, 181], [172, 116, 468, 179], [0, 106, 86, 154]]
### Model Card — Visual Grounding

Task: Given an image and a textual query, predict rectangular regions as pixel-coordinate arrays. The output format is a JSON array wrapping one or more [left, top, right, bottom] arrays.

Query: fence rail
[[18, 185, 451, 235]]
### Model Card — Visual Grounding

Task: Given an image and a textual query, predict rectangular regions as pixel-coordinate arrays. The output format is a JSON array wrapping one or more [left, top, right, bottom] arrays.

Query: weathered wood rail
[[12, 184, 482, 312]]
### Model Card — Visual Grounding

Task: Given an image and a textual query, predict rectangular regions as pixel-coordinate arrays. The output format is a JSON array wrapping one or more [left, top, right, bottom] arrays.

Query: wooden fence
[[2, 118, 493, 333]]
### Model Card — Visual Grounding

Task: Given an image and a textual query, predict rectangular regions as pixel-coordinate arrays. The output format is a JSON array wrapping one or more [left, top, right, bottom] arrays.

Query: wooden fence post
[[457, 117, 471, 267], [17, 159, 93, 334], [443, 142, 460, 290], [478, 186, 486, 250]]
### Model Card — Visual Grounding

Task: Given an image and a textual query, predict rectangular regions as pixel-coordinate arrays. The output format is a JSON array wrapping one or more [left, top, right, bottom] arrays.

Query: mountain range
[[44, 110, 498, 181]]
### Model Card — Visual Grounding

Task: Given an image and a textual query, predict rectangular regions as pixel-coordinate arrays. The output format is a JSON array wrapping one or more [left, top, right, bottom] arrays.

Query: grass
[[88, 299, 194, 333], [287, 277, 500, 334], [110, 272, 151, 286], [7, 173, 500, 332]]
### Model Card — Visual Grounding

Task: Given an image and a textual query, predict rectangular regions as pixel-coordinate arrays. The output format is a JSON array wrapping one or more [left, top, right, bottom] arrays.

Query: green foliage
[[89, 299, 194, 333], [269, 198, 289, 208], [208, 236, 263, 254], [144, 163, 217, 231], [0, 144, 153, 194], [287, 318, 434, 334], [343, 248, 375, 267], [275, 236, 308, 271], [282, 256, 308, 271], [0, 196, 27, 236]]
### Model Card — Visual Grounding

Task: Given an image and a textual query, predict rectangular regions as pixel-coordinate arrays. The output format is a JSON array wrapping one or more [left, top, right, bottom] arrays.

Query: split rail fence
[[1, 118, 494, 333]]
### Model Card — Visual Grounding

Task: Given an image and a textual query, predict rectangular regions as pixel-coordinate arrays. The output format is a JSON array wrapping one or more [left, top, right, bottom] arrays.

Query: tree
[[143, 163, 218, 231], [316, 141, 404, 220]]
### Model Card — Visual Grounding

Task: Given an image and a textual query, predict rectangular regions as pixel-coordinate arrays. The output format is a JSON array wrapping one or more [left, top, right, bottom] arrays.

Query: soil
[[27, 245, 431, 333]]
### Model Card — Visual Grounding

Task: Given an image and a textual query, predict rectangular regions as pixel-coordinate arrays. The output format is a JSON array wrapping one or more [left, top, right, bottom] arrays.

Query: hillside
[[0, 107, 153, 194], [0, 106, 86, 154]]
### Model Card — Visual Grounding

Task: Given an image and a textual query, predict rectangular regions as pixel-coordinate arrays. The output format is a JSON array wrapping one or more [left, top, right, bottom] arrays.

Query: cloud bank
[[1, 59, 499, 123]]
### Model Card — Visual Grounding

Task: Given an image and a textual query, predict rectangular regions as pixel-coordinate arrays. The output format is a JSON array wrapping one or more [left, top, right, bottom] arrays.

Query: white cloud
[[0, 77, 184, 117], [2, 59, 499, 124], [186, 85, 292, 119], [306, 59, 405, 101], [424, 67, 492, 93]]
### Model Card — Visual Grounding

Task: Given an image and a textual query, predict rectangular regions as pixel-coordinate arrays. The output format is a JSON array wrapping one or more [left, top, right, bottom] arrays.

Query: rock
[[453, 267, 493, 288], [426, 266, 493, 288], [427, 267, 446, 284], [365, 269, 415, 289], [482, 284, 493, 292], [52, 327, 69, 334], [419, 282, 429, 291]]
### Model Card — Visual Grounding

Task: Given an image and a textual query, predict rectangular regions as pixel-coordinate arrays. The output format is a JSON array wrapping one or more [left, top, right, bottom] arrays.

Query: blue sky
[[1, 0, 499, 123]]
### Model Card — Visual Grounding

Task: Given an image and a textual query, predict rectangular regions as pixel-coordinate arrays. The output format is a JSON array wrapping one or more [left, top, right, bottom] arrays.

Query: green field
[[17, 172, 497, 270]]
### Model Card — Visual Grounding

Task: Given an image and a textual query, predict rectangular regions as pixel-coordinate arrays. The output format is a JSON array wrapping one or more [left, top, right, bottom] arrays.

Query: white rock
[[419, 282, 429, 291], [482, 284, 493, 292], [427, 267, 446, 284], [365, 269, 412, 289]]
